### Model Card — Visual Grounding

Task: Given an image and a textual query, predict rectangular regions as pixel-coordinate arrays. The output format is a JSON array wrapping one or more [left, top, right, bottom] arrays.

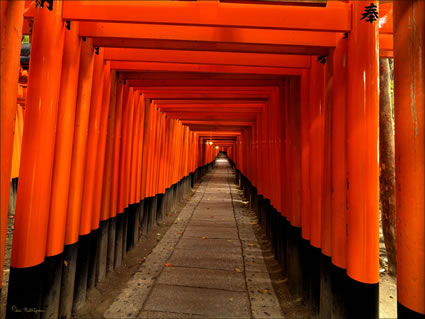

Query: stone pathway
[[105, 157, 284, 318]]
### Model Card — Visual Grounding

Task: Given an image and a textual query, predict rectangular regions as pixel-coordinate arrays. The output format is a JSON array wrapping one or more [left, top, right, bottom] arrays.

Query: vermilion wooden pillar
[[321, 52, 333, 259], [288, 77, 302, 228], [46, 22, 81, 260], [64, 38, 95, 248], [394, 0, 425, 316], [99, 71, 118, 225], [60, 37, 95, 319], [6, 1, 65, 316], [346, 1, 379, 318], [124, 89, 135, 206], [92, 61, 112, 229], [0, 0, 25, 288], [111, 81, 125, 218], [283, 81, 292, 223], [331, 35, 348, 274], [308, 57, 325, 249], [130, 93, 141, 204], [300, 70, 311, 242], [80, 48, 106, 237], [141, 98, 152, 200], [118, 86, 132, 214], [43, 21, 81, 319], [330, 34, 348, 319], [136, 96, 146, 203]]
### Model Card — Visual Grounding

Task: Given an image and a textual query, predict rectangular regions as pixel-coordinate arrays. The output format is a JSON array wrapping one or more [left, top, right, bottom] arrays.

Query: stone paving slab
[[187, 219, 237, 228], [144, 284, 251, 318], [194, 205, 233, 211], [182, 226, 239, 239], [168, 248, 244, 271], [191, 213, 234, 220], [157, 266, 246, 291], [190, 216, 236, 223], [176, 237, 242, 254]]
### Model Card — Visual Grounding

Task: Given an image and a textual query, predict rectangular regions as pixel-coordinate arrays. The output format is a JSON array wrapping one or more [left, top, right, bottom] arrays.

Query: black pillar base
[[346, 275, 378, 319], [300, 238, 311, 304], [96, 219, 109, 284], [398, 303, 425, 319], [87, 228, 99, 291], [287, 226, 303, 298], [257, 195, 265, 226], [126, 204, 138, 251], [72, 233, 91, 313], [122, 208, 129, 259], [279, 217, 288, 276], [270, 208, 279, 260], [308, 245, 321, 315], [40, 253, 64, 318], [142, 197, 151, 235], [133, 203, 141, 246], [163, 189, 170, 216], [172, 184, 178, 211], [251, 187, 258, 215], [59, 242, 78, 319], [114, 213, 124, 268], [107, 217, 116, 274], [330, 263, 347, 319], [6, 263, 43, 319], [319, 254, 332, 319], [138, 201, 144, 240], [156, 193, 165, 224], [263, 199, 271, 238], [150, 196, 158, 230]]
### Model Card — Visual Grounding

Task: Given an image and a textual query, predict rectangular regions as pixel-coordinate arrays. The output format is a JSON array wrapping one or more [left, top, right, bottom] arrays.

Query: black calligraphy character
[[361, 3, 379, 23]]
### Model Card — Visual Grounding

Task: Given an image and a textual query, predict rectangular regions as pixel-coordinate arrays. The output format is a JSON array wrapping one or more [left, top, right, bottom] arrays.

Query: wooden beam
[[154, 99, 267, 104], [126, 79, 283, 87], [111, 61, 305, 75], [139, 86, 274, 99], [158, 105, 265, 113], [164, 112, 258, 121], [94, 38, 330, 56], [80, 22, 337, 53], [123, 72, 283, 81], [104, 48, 311, 68], [64, 1, 350, 31]]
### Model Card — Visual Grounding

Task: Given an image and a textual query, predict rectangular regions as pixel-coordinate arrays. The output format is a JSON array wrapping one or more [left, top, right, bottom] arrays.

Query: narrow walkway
[[105, 158, 283, 318]]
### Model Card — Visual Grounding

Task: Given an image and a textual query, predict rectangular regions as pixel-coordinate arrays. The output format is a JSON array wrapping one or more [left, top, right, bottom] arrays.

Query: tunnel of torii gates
[[0, 0, 424, 318]]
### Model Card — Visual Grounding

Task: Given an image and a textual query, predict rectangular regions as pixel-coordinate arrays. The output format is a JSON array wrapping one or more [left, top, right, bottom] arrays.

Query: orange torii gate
[[1, 1, 423, 318]]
